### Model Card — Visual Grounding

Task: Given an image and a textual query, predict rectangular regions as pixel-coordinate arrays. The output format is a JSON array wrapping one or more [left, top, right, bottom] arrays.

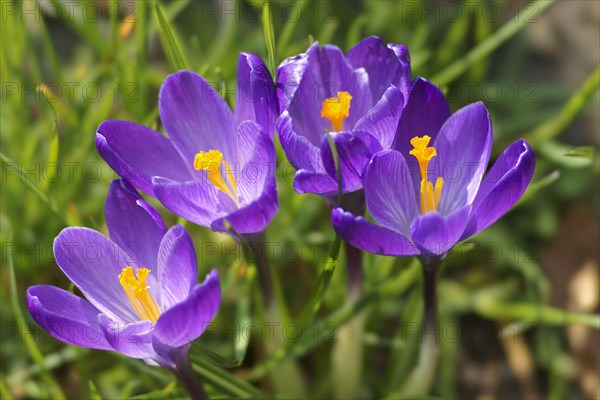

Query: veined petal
[[392, 78, 451, 194], [27, 285, 112, 350], [211, 178, 278, 234], [354, 85, 405, 150], [347, 36, 412, 103], [236, 121, 277, 204], [293, 169, 338, 196], [96, 121, 191, 196], [461, 139, 535, 239], [157, 225, 198, 310], [431, 102, 492, 215], [159, 71, 236, 166], [153, 270, 221, 356], [363, 150, 419, 238], [105, 180, 167, 271], [235, 52, 277, 139], [410, 205, 471, 256], [152, 177, 233, 228], [277, 51, 309, 112], [54, 227, 139, 322], [277, 111, 324, 173], [99, 315, 156, 359], [320, 132, 374, 193], [332, 208, 418, 256]]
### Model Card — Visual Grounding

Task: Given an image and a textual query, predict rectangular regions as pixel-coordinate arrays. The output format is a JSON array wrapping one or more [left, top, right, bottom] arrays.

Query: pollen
[[321, 91, 352, 132], [119, 266, 160, 323], [194, 149, 239, 206], [410, 135, 444, 214]]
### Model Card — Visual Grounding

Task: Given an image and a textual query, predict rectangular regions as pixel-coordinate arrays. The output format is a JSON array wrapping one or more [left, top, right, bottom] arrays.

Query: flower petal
[[332, 208, 418, 256], [235, 53, 277, 139], [347, 36, 412, 102], [410, 205, 471, 256], [461, 139, 535, 239], [320, 132, 374, 193], [354, 85, 405, 150], [157, 225, 198, 310], [152, 177, 233, 228], [99, 315, 156, 359], [105, 179, 167, 271], [292, 169, 338, 196], [211, 178, 278, 234], [159, 71, 236, 166], [236, 121, 277, 205], [96, 121, 191, 196], [54, 227, 139, 322], [27, 285, 112, 350], [431, 102, 493, 215], [277, 111, 324, 173], [153, 269, 221, 354], [363, 150, 419, 238], [277, 51, 309, 112], [392, 78, 451, 194]]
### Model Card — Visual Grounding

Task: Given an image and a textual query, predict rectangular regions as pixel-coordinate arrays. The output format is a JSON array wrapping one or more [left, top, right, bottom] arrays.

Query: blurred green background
[[1, 0, 599, 399]]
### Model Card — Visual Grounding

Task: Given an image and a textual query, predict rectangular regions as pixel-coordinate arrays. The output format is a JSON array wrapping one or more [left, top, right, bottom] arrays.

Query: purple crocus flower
[[332, 101, 536, 257], [96, 53, 278, 234], [276, 36, 412, 196], [27, 180, 220, 391]]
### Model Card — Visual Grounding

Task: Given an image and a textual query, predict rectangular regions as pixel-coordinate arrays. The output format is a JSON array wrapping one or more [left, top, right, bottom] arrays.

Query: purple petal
[[277, 111, 324, 173], [159, 71, 236, 166], [235, 53, 277, 139], [27, 285, 112, 350], [105, 180, 167, 271], [277, 51, 309, 112], [152, 177, 233, 228], [157, 225, 198, 310], [292, 169, 338, 196], [320, 132, 374, 193], [392, 78, 451, 194], [354, 85, 405, 150], [96, 121, 191, 196], [431, 102, 493, 215], [410, 205, 471, 256], [236, 121, 277, 205], [332, 208, 418, 256], [461, 140, 535, 239], [347, 37, 412, 102], [99, 315, 156, 359], [54, 227, 140, 322], [363, 150, 419, 238], [153, 269, 221, 354], [211, 178, 278, 234]]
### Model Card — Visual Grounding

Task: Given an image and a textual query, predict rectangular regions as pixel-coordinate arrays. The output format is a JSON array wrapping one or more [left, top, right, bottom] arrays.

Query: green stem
[[171, 353, 208, 400]]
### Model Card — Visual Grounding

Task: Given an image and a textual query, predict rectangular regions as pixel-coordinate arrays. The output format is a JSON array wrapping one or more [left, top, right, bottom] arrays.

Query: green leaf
[[563, 145, 596, 159], [36, 87, 60, 191], [262, 1, 277, 78], [432, 0, 555, 86], [154, 2, 188, 71], [189, 356, 264, 398]]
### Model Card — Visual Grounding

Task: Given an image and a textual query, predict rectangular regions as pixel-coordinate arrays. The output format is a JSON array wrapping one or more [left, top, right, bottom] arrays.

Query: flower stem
[[422, 261, 439, 342], [171, 354, 209, 400], [243, 231, 274, 308]]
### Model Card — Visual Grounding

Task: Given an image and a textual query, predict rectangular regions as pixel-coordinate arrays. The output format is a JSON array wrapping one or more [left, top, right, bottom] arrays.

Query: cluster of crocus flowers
[[96, 53, 278, 235], [27, 37, 537, 398], [27, 180, 221, 373]]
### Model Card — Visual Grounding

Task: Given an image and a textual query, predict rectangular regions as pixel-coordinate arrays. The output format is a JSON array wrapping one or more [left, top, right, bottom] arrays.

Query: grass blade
[[154, 1, 188, 71], [262, 1, 277, 77]]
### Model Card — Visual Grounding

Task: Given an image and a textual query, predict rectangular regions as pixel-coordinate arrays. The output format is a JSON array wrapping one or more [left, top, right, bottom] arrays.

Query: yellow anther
[[193, 150, 239, 206], [321, 91, 352, 132], [410, 136, 444, 214], [118, 266, 160, 323]]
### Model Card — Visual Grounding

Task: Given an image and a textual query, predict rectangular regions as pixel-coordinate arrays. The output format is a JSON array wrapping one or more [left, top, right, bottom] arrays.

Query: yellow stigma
[[409, 135, 444, 214], [118, 266, 160, 323], [321, 91, 352, 132], [193, 149, 239, 206]]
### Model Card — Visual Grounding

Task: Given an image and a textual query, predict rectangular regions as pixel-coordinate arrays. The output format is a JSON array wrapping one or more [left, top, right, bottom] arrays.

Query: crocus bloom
[[332, 102, 536, 257], [96, 53, 278, 234], [276, 36, 412, 196], [27, 180, 221, 368]]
